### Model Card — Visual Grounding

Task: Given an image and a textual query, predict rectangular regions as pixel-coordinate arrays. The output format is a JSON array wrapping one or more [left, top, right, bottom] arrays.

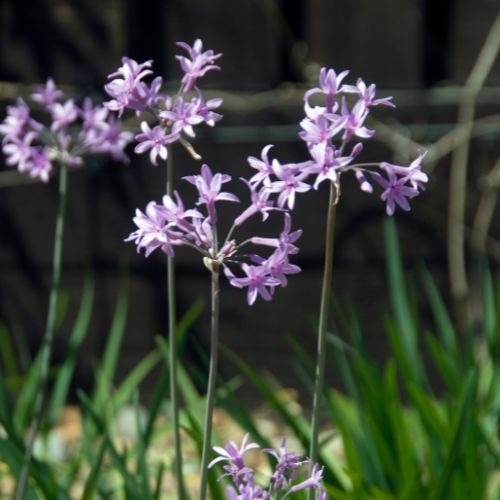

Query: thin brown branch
[[447, 13, 500, 328]]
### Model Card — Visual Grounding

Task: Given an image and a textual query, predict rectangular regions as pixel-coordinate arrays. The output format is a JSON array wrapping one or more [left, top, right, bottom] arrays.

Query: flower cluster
[[126, 164, 301, 305], [0, 79, 133, 182], [246, 68, 428, 215], [208, 434, 326, 499], [104, 39, 222, 165]]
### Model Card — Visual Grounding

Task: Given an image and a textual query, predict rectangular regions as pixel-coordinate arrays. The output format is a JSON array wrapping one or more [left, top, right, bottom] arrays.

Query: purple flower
[[209, 433, 260, 470], [0, 98, 42, 139], [305, 67, 349, 112], [50, 99, 78, 132], [268, 161, 310, 210], [134, 122, 178, 166], [371, 169, 419, 215], [380, 150, 428, 190], [300, 113, 343, 146], [161, 96, 205, 138], [228, 263, 280, 305], [183, 164, 239, 223], [263, 438, 306, 491], [158, 190, 203, 233], [247, 144, 275, 187], [31, 78, 64, 108], [104, 57, 154, 116], [307, 142, 353, 189], [25, 146, 53, 183], [176, 39, 222, 93], [252, 212, 302, 255], [2, 131, 37, 171], [259, 249, 301, 287], [342, 77, 395, 108], [125, 202, 182, 257], [288, 463, 325, 494], [233, 179, 277, 226], [339, 97, 374, 142]]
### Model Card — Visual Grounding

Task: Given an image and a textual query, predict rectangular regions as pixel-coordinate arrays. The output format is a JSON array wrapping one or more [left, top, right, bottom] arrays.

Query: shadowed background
[[1, 0, 499, 407]]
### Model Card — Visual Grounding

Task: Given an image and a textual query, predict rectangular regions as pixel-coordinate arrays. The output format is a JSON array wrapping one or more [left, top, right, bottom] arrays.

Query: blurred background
[[0, 0, 499, 407]]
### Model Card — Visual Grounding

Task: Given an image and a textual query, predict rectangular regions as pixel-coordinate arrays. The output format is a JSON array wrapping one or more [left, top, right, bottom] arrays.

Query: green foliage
[[223, 217, 500, 499], [2, 219, 500, 498], [0, 277, 209, 499]]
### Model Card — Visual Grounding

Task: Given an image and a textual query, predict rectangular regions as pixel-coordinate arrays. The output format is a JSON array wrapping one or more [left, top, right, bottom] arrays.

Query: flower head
[[176, 39, 222, 93]]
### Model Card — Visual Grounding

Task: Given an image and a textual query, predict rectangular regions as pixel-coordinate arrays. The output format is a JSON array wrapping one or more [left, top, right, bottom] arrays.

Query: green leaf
[[48, 275, 94, 425], [109, 348, 161, 411], [92, 281, 129, 408], [384, 218, 425, 386], [430, 370, 477, 500], [419, 266, 458, 357], [81, 438, 107, 500]]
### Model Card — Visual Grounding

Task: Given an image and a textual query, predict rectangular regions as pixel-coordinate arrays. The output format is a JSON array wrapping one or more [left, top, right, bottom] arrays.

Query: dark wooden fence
[[1, 0, 499, 405]]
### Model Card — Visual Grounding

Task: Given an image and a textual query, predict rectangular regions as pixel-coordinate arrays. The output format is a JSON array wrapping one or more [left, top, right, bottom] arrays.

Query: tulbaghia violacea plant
[[246, 67, 428, 489], [105, 40, 224, 499], [0, 79, 133, 182], [0, 78, 132, 500], [126, 163, 302, 305], [104, 39, 222, 165], [208, 434, 326, 499], [245, 68, 427, 215], [126, 161, 302, 499]]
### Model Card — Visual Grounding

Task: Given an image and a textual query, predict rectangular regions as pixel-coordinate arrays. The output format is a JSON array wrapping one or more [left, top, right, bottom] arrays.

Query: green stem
[[198, 266, 220, 500], [166, 147, 187, 499], [15, 164, 68, 500], [308, 181, 337, 489]]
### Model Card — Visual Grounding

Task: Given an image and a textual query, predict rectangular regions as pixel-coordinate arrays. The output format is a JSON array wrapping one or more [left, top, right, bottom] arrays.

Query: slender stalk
[[166, 147, 187, 499], [15, 164, 68, 500], [198, 266, 221, 500], [447, 14, 500, 329], [308, 181, 337, 494]]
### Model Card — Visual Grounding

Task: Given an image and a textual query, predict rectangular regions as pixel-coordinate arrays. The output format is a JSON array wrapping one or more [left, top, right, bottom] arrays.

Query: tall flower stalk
[[237, 69, 428, 488], [165, 146, 187, 498], [117, 52, 428, 498], [15, 163, 68, 500], [0, 78, 132, 499], [199, 264, 221, 500], [309, 181, 337, 469], [104, 41, 225, 497]]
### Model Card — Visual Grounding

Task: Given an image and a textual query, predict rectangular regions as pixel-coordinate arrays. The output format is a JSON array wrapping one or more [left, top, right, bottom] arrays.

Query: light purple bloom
[[268, 160, 310, 209], [2, 131, 37, 171], [228, 264, 280, 305], [233, 179, 277, 226], [342, 77, 395, 108], [247, 144, 275, 187], [380, 150, 428, 190], [209, 433, 260, 470], [307, 142, 353, 189], [125, 202, 182, 257], [176, 39, 222, 93], [104, 57, 154, 116], [340, 97, 374, 142], [263, 438, 307, 491], [305, 67, 349, 112], [288, 463, 325, 495], [159, 190, 203, 232], [0, 98, 42, 139], [25, 146, 53, 183], [50, 99, 78, 132], [134, 122, 178, 166], [31, 78, 64, 108], [183, 164, 239, 223], [251, 213, 302, 255], [371, 169, 419, 215]]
